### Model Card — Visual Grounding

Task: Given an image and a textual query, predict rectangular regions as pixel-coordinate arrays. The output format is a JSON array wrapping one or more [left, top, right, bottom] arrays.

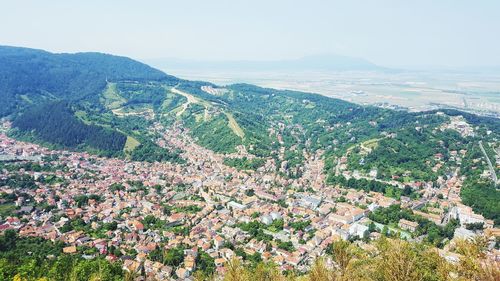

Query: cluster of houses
[[1, 118, 499, 279]]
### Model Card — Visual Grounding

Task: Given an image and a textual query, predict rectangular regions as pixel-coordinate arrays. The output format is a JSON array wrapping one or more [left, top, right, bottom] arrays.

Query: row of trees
[[326, 175, 417, 200], [368, 205, 459, 246]]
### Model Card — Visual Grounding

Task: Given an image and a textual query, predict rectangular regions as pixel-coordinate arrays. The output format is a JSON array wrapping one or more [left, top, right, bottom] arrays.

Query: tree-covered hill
[[1, 46, 499, 221], [0, 45, 178, 117], [11, 102, 127, 156], [0, 46, 182, 158]]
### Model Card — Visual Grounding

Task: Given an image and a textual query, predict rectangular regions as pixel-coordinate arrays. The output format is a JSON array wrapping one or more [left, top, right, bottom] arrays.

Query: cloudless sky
[[1, 0, 499, 68]]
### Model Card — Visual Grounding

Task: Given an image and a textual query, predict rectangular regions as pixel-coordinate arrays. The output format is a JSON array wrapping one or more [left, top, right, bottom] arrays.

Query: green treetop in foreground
[[1, 229, 498, 281]]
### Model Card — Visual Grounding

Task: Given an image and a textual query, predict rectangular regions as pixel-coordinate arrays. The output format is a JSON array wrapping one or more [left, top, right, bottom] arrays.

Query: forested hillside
[[1, 46, 499, 224], [0, 45, 177, 117], [0, 46, 180, 158], [11, 102, 127, 156]]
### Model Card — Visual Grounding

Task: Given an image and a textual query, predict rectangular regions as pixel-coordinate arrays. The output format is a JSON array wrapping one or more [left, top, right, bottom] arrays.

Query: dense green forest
[[130, 141, 184, 163], [0, 230, 123, 280], [183, 108, 243, 153], [459, 143, 500, 225], [345, 116, 463, 183], [223, 157, 266, 171], [169, 83, 392, 156], [326, 175, 418, 200], [115, 82, 169, 110], [0, 46, 177, 117], [12, 102, 126, 155]]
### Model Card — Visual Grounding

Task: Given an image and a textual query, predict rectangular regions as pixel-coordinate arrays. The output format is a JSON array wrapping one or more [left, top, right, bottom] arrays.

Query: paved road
[[479, 140, 498, 185]]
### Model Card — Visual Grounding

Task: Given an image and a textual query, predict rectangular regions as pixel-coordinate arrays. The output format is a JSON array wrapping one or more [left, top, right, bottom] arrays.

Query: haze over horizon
[[1, 0, 500, 69]]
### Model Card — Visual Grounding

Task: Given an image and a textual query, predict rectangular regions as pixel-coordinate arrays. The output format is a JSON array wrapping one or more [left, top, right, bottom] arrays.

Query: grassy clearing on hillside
[[19, 95, 33, 104], [195, 113, 204, 122], [112, 105, 155, 119], [124, 135, 140, 153], [161, 91, 188, 113], [0, 203, 16, 217], [362, 138, 382, 150], [74, 110, 92, 125], [101, 83, 126, 110], [225, 112, 245, 139]]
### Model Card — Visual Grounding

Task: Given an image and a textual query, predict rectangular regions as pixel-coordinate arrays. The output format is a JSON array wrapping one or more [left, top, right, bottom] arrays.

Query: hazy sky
[[1, 0, 499, 68]]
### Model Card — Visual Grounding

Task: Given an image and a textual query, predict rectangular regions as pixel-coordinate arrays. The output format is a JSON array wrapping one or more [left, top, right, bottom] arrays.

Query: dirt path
[[171, 87, 199, 117]]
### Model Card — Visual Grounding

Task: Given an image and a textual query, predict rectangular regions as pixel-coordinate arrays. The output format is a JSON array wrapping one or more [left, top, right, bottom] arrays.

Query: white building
[[349, 222, 369, 238]]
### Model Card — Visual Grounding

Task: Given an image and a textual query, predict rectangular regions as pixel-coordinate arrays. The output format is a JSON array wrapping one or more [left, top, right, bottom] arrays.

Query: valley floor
[[0, 118, 499, 280]]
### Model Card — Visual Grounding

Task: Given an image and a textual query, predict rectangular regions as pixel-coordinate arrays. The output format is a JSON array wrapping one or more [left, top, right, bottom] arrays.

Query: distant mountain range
[[145, 54, 388, 72]]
